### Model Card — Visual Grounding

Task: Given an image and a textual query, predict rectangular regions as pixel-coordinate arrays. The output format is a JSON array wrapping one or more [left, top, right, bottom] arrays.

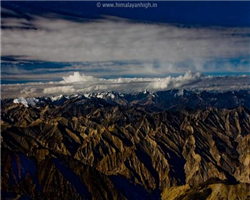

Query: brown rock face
[[1, 91, 250, 199]]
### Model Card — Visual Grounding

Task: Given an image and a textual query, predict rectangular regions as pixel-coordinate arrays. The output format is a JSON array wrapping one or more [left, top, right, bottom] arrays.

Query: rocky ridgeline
[[3, 89, 250, 110], [1, 90, 250, 199]]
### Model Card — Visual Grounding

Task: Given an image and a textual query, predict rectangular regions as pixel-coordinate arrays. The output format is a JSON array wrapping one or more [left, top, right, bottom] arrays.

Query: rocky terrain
[[1, 90, 250, 200]]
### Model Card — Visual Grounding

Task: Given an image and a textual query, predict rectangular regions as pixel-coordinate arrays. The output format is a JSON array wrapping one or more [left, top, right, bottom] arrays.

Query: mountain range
[[1, 89, 250, 200]]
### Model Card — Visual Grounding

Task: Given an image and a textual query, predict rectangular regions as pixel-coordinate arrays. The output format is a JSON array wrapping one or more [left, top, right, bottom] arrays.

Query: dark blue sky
[[2, 1, 250, 27]]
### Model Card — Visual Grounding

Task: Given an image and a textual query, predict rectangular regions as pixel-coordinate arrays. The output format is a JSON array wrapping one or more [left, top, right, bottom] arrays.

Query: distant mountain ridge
[[3, 89, 250, 111]]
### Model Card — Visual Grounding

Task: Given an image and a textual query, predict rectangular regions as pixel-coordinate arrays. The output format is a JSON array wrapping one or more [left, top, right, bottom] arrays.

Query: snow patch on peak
[[97, 93, 104, 99], [107, 93, 115, 99], [83, 93, 91, 99], [150, 92, 156, 98], [13, 97, 28, 107], [119, 93, 124, 97], [13, 97, 39, 107], [50, 95, 64, 102], [177, 89, 184, 96], [96, 92, 116, 99]]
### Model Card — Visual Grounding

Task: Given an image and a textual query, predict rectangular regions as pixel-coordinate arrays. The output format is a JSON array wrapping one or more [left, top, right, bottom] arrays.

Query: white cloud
[[43, 86, 76, 94], [2, 16, 250, 74], [57, 71, 202, 91], [35, 71, 250, 94], [62, 72, 98, 83], [147, 71, 202, 90], [2, 71, 250, 98], [20, 87, 37, 95]]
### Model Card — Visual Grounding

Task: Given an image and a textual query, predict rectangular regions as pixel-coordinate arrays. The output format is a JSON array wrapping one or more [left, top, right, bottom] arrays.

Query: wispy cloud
[[147, 71, 202, 90], [62, 72, 98, 83], [2, 15, 250, 74], [43, 86, 75, 94], [20, 87, 36, 95]]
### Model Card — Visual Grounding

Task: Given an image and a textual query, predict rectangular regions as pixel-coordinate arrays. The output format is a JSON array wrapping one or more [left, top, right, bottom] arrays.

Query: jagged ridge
[[1, 90, 250, 199]]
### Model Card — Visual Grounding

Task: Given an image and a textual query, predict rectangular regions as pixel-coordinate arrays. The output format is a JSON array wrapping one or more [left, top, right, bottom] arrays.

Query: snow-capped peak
[[50, 95, 64, 102], [107, 93, 115, 99], [13, 97, 39, 107], [95, 92, 116, 99], [83, 93, 91, 99], [97, 93, 104, 99]]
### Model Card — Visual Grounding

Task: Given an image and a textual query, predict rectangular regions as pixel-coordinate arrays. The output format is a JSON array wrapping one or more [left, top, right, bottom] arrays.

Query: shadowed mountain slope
[[1, 90, 250, 199]]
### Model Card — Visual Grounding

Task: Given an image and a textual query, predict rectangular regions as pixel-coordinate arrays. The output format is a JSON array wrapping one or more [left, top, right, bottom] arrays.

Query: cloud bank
[[43, 86, 76, 94], [147, 71, 202, 90], [1, 72, 249, 98], [62, 72, 97, 83]]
